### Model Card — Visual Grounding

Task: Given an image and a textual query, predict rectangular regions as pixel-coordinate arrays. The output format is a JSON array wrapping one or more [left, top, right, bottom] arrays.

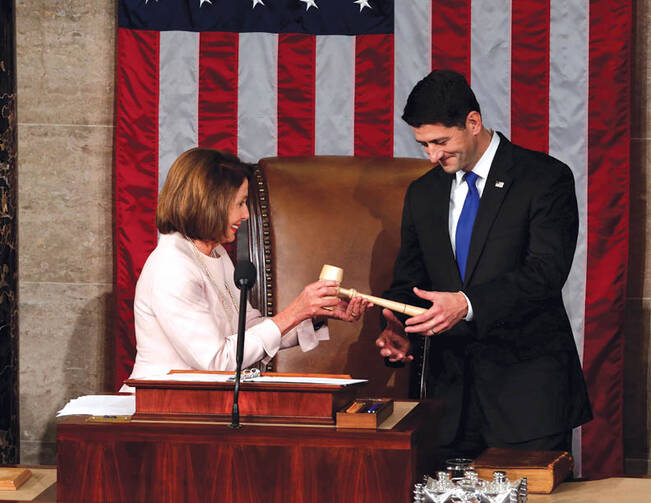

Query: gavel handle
[[337, 287, 428, 317]]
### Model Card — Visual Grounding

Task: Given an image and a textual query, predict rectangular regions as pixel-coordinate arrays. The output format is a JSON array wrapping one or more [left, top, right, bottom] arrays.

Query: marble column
[[0, 0, 19, 464]]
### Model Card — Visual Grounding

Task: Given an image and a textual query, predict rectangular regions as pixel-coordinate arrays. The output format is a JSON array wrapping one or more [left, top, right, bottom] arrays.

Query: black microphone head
[[236, 220, 250, 263], [234, 260, 257, 289]]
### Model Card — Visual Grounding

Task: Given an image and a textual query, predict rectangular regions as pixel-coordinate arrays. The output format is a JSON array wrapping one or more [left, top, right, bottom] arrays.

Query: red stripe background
[[511, 0, 550, 152], [199, 32, 239, 155], [431, 0, 471, 81], [114, 28, 160, 389], [582, 0, 631, 478], [277, 34, 316, 156], [354, 34, 393, 157]]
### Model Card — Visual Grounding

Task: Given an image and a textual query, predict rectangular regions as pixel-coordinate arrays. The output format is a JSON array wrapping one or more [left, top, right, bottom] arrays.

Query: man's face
[[413, 113, 481, 174]]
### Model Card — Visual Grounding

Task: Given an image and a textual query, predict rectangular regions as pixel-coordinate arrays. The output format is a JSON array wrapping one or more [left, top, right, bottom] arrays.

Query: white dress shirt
[[121, 232, 327, 391], [448, 131, 500, 320]]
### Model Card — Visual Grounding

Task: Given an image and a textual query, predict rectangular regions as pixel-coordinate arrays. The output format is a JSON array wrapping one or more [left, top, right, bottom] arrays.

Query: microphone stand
[[230, 261, 256, 429]]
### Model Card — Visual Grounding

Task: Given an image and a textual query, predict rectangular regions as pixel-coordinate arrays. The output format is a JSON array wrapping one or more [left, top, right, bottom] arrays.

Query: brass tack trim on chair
[[248, 164, 275, 371], [248, 165, 274, 319]]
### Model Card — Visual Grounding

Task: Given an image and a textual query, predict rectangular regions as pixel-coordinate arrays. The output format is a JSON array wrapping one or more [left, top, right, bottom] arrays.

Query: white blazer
[[122, 232, 327, 390]]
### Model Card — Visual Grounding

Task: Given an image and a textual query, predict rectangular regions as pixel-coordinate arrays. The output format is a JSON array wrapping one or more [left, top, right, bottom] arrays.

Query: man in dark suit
[[376, 70, 592, 458]]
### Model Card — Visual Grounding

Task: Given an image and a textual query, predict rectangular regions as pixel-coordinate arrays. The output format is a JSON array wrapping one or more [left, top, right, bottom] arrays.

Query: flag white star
[[354, 0, 372, 11], [300, 0, 318, 11], [252, 0, 265, 7], [200, 0, 212, 5]]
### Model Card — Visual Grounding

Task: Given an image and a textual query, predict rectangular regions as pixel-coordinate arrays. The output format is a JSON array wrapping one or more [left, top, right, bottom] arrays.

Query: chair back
[[247, 156, 431, 397]]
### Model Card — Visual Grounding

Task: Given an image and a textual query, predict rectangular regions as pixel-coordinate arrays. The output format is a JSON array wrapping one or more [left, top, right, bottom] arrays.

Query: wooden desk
[[57, 401, 438, 503]]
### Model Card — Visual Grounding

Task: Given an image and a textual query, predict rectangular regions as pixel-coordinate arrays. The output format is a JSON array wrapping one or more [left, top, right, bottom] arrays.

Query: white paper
[[137, 373, 367, 386], [56, 395, 136, 417]]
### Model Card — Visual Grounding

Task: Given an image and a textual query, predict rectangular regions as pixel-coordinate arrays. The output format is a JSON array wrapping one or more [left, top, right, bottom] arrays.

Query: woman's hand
[[272, 280, 341, 334], [325, 295, 373, 323]]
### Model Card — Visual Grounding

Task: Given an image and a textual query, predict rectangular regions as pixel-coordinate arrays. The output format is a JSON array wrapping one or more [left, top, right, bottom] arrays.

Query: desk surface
[[529, 477, 651, 502], [1, 468, 648, 502]]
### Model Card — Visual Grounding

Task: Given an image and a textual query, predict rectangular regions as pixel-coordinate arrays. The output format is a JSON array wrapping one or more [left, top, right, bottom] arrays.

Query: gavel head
[[319, 264, 343, 283]]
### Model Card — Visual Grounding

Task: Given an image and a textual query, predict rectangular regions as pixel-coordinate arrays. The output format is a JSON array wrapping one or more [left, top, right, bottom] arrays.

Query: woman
[[123, 148, 368, 388]]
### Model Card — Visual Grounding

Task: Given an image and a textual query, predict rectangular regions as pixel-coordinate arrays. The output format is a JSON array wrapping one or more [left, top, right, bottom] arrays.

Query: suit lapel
[[422, 168, 458, 280], [463, 134, 513, 287]]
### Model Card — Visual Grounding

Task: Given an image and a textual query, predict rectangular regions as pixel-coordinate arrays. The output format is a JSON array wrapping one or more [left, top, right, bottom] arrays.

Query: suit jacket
[[384, 133, 592, 444]]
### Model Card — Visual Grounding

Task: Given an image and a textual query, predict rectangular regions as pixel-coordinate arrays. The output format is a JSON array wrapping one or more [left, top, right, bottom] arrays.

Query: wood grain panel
[[57, 402, 438, 502], [59, 440, 413, 502]]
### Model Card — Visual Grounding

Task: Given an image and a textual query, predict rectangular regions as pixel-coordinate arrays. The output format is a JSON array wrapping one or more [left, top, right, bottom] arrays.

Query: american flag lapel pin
[[495, 181, 505, 188]]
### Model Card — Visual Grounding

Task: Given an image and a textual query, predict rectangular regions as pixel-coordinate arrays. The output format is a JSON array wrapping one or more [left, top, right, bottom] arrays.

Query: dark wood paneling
[[0, 0, 19, 465], [58, 402, 438, 502]]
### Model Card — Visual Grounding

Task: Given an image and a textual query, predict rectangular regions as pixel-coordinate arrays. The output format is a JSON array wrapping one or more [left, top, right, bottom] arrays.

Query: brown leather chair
[[247, 156, 431, 397]]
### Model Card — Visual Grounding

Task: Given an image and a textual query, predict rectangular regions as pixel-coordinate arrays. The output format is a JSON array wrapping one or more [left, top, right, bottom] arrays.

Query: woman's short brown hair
[[157, 148, 250, 242]]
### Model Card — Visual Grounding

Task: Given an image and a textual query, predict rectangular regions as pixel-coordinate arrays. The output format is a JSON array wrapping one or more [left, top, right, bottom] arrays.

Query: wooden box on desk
[[125, 371, 365, 425], [473, 448, 573, 494], [336, 398, 394, 428], [0, 467, 31, 490]]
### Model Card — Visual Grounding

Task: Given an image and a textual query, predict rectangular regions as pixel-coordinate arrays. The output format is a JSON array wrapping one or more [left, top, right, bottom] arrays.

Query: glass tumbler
[[445, 458, 474, 480]]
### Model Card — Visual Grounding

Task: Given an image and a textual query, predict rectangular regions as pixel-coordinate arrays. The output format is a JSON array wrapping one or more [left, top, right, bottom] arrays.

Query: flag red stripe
[[277, 34, 316, 156], [354, 34, 393, 157], [582, 0, 631, 478], [511, 0, 550, 152], [198, 32, 239, 155], [114, 28, 160, 390], [431, 0, 471, 82]]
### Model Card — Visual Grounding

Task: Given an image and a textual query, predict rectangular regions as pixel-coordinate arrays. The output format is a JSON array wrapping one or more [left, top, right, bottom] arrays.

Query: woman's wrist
[[272, 305, 302, 335]]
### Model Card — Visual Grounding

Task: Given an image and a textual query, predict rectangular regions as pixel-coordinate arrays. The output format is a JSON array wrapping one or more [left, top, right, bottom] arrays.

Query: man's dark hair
[[402, 70, 481, 128]]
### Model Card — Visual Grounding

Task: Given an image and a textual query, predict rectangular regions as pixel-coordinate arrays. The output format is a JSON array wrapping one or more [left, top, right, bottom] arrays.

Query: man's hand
[[404, 288, 468, 335], [328, 295, 373, 322], [375, 309, 413, 362]]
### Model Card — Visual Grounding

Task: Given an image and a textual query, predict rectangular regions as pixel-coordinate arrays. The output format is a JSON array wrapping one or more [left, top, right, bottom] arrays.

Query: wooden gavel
[[319, 264, 428, 317]]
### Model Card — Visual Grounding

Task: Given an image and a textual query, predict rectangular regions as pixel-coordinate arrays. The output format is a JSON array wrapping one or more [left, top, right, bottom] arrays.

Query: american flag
[[115, 0, 630, 479]]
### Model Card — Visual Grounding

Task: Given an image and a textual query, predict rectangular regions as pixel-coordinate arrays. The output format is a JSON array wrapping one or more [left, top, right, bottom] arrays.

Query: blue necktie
[[455, 171, 479, 281]]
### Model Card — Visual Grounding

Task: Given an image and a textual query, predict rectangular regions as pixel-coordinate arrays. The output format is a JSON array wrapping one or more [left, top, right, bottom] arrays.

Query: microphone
[[236, 220, 250, 264], [234, 260, 256, 289], [230, 260, 257, 429]]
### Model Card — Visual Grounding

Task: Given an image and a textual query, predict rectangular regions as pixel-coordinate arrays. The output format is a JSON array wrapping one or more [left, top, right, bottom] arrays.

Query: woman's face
[[222, 179, 249, 243]]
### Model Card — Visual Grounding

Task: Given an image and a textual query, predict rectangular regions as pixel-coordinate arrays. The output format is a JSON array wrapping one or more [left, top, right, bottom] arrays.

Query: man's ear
[[465, 110, 482, 135]]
